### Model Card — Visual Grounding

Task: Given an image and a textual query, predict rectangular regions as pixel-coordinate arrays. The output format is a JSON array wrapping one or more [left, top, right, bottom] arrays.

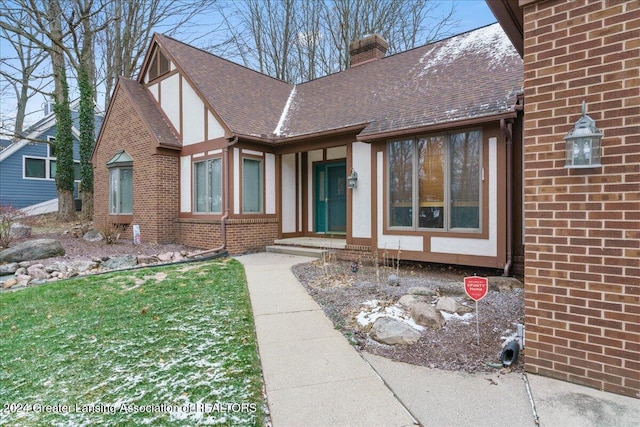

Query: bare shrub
[[0, 205, 26, 249], [95, 221, 125, 244]]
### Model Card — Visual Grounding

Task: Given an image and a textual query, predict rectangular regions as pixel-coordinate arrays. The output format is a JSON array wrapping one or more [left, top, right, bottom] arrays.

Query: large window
[[242, 158, 263, 213], [194, 158, 222, 213], [106, 150, 133, 215], [388, 130, 482, 230], [24, 139, 80, 180]]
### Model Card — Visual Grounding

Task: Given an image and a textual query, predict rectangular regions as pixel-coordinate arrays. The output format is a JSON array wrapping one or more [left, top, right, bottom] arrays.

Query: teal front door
[[314, 161, 347, 234]]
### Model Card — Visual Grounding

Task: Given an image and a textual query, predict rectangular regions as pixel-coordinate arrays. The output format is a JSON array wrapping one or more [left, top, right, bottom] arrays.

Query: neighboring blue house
[[0, 103, 103, 214]]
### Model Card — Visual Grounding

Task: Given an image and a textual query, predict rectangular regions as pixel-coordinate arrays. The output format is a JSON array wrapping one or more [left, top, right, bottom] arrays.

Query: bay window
[[388, 130, 482, 231], [106, 150, 133, 215]]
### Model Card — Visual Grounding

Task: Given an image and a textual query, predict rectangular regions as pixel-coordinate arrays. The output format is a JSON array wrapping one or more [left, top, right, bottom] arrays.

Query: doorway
[[314, 161, 346, 234]]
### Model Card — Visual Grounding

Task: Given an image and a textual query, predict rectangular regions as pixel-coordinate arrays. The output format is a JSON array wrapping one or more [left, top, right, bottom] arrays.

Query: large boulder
[[0, 239, 65, 263], [82, 229, 104, 242], [435, 296, 473, 314], [370, 316, 421, 345], [410, 302, 445, 329], [101, 255, 137, 270], [0, 262, 19, 276]]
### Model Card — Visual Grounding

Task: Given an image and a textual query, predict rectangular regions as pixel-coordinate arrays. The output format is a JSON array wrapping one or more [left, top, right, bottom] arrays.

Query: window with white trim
[[242, 158, 263, 213], [24, 138, 80, 180], [193, 157, 222, 213], [388, 129, 482, 230]]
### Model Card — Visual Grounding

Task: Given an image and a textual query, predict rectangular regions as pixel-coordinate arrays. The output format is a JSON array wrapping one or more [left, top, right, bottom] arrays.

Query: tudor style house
[[93, 23, 524, 273], [489, 0, 639, 399]]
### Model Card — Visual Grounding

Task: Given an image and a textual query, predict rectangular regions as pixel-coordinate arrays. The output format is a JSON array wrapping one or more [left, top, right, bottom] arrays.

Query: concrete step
[[266, 245, 327, 258]]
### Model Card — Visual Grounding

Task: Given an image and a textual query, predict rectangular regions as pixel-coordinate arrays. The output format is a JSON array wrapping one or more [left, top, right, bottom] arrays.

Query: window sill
[[109, 214, 133, 224]]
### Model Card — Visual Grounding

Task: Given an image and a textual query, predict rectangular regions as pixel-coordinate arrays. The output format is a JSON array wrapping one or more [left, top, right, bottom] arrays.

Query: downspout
[[190, 136, 239, 258], [501, 119, 513, 276]]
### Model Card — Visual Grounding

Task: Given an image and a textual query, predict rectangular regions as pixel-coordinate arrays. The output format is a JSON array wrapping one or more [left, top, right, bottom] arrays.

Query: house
[[488, 0, 639, 398], [93, 23, 525, 274], [0, 103, 104, 214]]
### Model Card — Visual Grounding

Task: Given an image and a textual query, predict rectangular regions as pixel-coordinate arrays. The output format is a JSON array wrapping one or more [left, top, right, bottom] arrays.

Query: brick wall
[[93, 84, 179, 244], [176, 217, 279, 255], [522, 0, 639, 398]]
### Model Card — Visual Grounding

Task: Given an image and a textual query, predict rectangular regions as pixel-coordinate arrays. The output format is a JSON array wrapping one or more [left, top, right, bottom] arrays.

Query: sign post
[[464, 276, 488, 345]]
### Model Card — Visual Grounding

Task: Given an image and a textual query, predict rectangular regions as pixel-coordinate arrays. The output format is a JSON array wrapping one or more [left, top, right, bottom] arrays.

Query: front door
[[314, 161, 346, 234]]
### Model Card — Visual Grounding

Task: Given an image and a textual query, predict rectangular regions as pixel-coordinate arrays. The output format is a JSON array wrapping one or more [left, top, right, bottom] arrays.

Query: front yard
[[0, 259, 265, 426]]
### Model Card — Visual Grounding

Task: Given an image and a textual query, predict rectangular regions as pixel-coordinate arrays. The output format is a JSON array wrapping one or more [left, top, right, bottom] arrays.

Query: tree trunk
[[57, 189, 75, 221]]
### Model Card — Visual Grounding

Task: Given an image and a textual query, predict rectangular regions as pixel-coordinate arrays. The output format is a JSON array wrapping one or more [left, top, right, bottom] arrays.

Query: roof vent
[[349, 34, 388, 67]]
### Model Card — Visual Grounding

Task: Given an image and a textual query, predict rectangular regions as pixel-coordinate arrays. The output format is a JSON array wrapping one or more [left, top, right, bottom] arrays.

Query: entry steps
[[266, 237, 347, 258], [265, 245, 327, 258]]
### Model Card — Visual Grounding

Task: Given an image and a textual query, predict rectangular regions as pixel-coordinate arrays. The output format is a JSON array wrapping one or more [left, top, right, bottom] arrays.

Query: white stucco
[[376, 151, 424, 251], [207, 111, 225, 140], [242, 149, 263, 157], [307, 150, 323, 232], [148, 83, 159, 102], [161, 73, 180, 133], [326, 146, 347, 160], [265, 153, 276, 214], [233, 148, 240, 215], [352, 142, 371, 238], [298, 153, 303, 232], [430, 137, 498, 257], [182, 80, 205, 145], [180, 155, 191, 213], [207, 149, 222, 156], [281, 154, 297, 233]]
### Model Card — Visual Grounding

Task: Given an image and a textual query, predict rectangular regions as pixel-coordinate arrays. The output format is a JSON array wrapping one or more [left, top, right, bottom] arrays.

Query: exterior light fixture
[[347, 168, 358, 189], [564, 101, 603, 168]]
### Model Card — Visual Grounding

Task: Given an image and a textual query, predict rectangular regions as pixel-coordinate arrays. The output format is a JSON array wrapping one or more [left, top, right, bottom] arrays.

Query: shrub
[[95, 221, 125, 244], [0, 205, 25, 249]]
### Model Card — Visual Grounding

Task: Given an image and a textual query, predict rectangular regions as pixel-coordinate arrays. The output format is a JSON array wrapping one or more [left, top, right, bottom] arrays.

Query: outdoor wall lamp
[[564, 101, 603, 168], [347, 168, 358, 189]]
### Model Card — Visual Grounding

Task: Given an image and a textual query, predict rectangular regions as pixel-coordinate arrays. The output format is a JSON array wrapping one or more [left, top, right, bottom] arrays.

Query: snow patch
[[273, 86, 297, 136], [356, 299, 425, 331]]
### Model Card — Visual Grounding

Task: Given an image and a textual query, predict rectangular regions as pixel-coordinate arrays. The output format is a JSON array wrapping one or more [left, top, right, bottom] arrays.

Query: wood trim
[[346, 143, 353, 245], [110, 214, 133, 224], [180, 137, 230, 156]]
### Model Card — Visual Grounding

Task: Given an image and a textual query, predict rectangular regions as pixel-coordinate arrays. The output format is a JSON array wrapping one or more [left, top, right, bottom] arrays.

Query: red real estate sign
[[464, 276, 488, 301]]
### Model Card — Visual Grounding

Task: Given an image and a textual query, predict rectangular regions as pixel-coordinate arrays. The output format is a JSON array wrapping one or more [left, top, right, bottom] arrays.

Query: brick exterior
[[176, 218, 279, 255], [522, 0, 639, 398], [93, 84, 179, 244], [349, 34, 388, 66]]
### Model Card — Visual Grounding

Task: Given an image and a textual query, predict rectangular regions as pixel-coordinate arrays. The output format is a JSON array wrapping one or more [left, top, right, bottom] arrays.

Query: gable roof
[[141, 23, 522, 144], [118, 78, 181, 149]]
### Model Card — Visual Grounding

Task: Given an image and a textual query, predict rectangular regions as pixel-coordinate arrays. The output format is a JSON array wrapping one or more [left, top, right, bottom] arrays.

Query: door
[[314, 161, 346, 234]]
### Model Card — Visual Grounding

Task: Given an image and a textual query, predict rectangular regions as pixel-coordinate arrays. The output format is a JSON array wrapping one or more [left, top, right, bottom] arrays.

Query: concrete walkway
[[237, 252, 640, 427]]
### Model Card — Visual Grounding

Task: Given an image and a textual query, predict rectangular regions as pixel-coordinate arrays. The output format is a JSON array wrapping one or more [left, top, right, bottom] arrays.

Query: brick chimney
[[349, 34, 388, 67]]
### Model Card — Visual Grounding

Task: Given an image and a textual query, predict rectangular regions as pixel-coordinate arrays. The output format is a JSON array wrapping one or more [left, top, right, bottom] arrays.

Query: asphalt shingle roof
[[151, 23, 522, 143]]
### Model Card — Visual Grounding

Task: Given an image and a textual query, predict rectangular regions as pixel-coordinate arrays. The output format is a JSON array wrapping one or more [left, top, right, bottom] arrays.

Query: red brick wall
[[176, 217, 279, 255], [93, 84, 179, 244], [522, 0, 639, 398]]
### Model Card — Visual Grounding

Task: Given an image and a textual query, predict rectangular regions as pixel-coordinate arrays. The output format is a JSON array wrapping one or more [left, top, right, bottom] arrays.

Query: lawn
[[0, 258, 265, 426]]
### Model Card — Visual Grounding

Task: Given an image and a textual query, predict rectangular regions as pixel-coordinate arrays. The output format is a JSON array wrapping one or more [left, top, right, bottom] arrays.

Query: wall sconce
[[347, 168, 358, 189], [564, 101, 603, 168]]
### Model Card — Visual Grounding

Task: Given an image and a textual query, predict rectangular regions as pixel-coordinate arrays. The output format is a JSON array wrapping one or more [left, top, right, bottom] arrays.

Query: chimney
[[349, 34, 388, 67]]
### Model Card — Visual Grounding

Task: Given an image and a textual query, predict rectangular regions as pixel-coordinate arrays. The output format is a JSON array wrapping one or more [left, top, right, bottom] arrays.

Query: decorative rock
[[0, 239, 65, 263], [83, 229, 104, 242], [18, 261, 31, 268], [30, 279, 47, 286], [410, 302, 445, 329], [408, 286, 437, 296], [173, 253, 184, 262], [27, 265, 49, 280], [10, 223, 32, 239], [15, 267, 27, 276], [136, 255, 157, 265], [0, 262, 19, 275], [388, 273, 400, 286], [370, 316, 421, 345], [101, 255, 137, 270], [71, 260, 98, 273], [157, 252, 174, 262], [45, 261, 68, 274], [436, 296, 473, 314], [15, 274, 32, 282], [398, 294, 427, 309], [3, 278, 18, 289]]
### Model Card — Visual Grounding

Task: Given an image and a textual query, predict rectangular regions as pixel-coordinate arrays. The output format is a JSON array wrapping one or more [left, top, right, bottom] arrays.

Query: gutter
[[189, 136, 238, 258], [501, 118, 513, 277]]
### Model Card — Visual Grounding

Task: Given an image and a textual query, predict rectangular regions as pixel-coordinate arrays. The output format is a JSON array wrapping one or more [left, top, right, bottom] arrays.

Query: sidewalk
[[237, 253, 640, 427]]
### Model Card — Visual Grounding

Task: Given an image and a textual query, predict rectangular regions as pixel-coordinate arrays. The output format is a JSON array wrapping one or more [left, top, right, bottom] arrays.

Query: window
[[388, 130, 482, 230], [24, 138, 80, 180], [242, 158, 263, 213], [25, 158, 46, 178], [194, 158, 222, 213], [106, 150, 133, 215], [148, 48, 170, 81]]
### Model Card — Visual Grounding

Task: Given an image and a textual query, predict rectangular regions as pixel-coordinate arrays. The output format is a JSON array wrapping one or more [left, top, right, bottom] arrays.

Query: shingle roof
[[152, 23, 522, 143], [118, 78, 181, 149]]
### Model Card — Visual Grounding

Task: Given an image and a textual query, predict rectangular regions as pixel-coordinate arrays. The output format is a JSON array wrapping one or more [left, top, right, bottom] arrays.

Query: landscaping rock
[[27, 264, 49, 280], [370, 316, 421, 345], [45, 261, 69, 274], [10, 223, 32, 239], [0, 262, 19, 275], [71, 260, 98, 273], [0, 239, 65, 263], [388, 273, 400, 286], [398, 294, 427, 309], [408, 286, 437, 296], [410, 302, 445, 328], [15, 267, 27, 276], [101, 255, 137, 270], [137, 255, 157, 265], [157, 252, 174, 262], [436, 296, 473, 314], [82, 229, 104, 242], [3, 278, 18, 289]]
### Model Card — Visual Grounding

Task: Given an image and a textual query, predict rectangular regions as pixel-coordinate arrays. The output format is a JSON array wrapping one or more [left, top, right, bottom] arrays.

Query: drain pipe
[[189, 137, 238, 258], [501, 119, 513, 277]]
